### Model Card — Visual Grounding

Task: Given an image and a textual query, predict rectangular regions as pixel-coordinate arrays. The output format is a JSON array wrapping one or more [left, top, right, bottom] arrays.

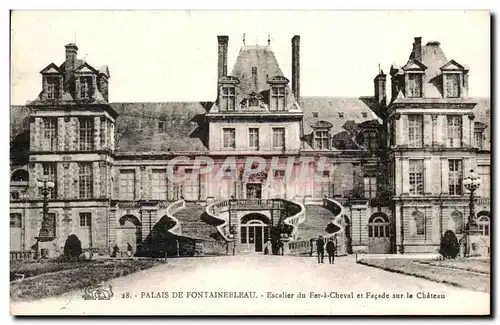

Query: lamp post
[[36, 177, 55, 258], [462, 169, 481, 258]]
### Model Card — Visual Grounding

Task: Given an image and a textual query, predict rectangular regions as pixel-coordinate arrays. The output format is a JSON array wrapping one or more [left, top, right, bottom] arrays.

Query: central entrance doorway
[[246, 183, 262, 199], [239, 213, 270, 252]]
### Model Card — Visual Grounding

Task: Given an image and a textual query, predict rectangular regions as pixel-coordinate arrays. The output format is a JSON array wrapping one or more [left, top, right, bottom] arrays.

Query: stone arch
[[477, 211, 490, 236], [117, 214, 142, 255], [11, 169, 29, 182], [241, 213, 271, 225]]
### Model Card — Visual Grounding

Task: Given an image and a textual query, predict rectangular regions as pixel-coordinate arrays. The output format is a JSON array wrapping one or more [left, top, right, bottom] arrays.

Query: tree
[[439, 230, 459, 259], [64, 234, 82, 260]]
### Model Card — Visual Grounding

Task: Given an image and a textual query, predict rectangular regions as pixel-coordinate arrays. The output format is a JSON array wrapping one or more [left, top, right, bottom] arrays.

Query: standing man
[[126, 243, 133, 257], [326, 237, 336, 264], [316, 235, 325, 263]]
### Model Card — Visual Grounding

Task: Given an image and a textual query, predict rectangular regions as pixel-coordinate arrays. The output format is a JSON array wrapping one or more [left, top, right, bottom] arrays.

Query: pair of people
[[316, 235, 336, 264]]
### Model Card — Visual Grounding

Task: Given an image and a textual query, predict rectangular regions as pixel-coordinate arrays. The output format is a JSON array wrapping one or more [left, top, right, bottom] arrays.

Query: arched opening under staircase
[[368, 212, 391, 253], [239, 213, 270, 253]]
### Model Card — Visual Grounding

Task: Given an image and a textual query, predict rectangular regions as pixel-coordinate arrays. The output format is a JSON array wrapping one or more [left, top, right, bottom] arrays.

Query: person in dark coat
[[326, 237, 336, 264], [127, 243, 133, 257], [316, 235, 325, 263]]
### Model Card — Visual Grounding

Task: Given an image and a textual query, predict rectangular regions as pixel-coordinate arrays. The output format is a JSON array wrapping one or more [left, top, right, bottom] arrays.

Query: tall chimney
[[374, 70, 387, 107], [65, 43, 78, 71], [252, 67, 258, 91], [217, 36, 229, 82], [291, 35, 300, 101], [413, 37, 422, 62]]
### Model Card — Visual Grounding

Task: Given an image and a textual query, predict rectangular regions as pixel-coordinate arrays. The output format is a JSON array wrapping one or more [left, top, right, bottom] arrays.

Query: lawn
[[10, 259, 165, 302], [358, 258, 490, 293]]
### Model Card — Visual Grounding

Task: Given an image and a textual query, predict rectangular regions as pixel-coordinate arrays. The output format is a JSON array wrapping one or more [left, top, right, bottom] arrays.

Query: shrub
[[439, 230, 459, 259], [63, 234, 82, 260]]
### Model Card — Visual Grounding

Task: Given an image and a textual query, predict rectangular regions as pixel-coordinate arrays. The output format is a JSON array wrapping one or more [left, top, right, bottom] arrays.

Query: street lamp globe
[[46, 181, 55, 189], [37, 181, 44, 188]]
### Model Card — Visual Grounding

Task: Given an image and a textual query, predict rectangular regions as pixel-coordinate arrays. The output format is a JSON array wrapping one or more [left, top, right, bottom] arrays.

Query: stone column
[[401, 158, 410, 195], [94, 116, 101, 151], [441, 158, 449, 194], [423, 115, 432, 147], [93, 161, 100, 199], [462, 115, 470, 148], [424, 157, 433, 195], [57, 117, 65, 152]]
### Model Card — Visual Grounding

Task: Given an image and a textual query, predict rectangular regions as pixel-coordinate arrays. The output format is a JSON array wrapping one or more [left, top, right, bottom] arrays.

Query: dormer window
[[314, 130, 330, 150], [270, 86, 286, 111], [407, 73, 422, 98], [46, 77, 60, 100], [79, 77, 91, 99], [445, 73, 460, 98], [221, 86, 235, 111]]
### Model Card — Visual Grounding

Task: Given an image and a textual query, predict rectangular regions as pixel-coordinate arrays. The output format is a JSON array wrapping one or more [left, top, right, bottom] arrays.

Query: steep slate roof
[[415, 41, 449, 98], [111, 102, 211, 154], [300, 96, 381, 150], [225, 45, 298, 111]]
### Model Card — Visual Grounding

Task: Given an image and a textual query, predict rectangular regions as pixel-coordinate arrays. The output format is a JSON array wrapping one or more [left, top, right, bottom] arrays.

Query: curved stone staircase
[[173, 203, 220, 240], [288, 198, 347, 256]]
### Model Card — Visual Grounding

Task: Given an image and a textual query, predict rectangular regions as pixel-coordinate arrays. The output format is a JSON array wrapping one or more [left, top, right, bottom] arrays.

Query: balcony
[[476, 198, 490, 206]]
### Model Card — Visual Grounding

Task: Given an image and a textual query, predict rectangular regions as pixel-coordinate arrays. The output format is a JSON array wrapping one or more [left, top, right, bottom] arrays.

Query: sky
[[10, 10, 490, 104]]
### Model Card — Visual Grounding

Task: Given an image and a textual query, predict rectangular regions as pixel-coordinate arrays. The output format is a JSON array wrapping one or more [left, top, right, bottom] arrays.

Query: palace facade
[[9, 36, 490, 257]]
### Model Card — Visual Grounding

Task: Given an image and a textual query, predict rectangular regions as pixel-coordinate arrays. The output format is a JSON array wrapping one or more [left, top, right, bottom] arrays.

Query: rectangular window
[[79, 118, 93, 151], [270, 86, 287, 111], [42, 118, 58, 151], [80, 77, 90, 99], [248, 128, 259, 149], [446, 74, 460, 98], [42, 163, 57, 199], [221, 87, 235, 111], [222, 128, 236, 149], [409, 160, 424, 195], [408, 73, 423, 98], [364, 177, 377, 198], [448, 159, 463, 195], [314, 130, 330, 150], [119, 170, 136, 200], [46, 77, 59, 100], [79, 163, 93, 199], [10, 213, 21, 228], [152, 169, 167, 200], [447, 115, 462, 148], [158, 121, 165, 133], [408, 115, 423, 147], [474, 131, 483, 149], [274, 170, 285, 179], [272, 128, 285, 150], [79, 213, 91, 227]]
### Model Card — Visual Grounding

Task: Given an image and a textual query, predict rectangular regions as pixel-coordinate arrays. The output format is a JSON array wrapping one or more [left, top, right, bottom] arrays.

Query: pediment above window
[[402, 59, 427, 71], [440, 59, 468, 71], [311, 120, 333, 129], [40, 63, 62, 74], [474, 121, 488, 131], [267, 76, 289, 84], [219, 76, 240, 85], [243, 91, 264, 100], [74, 62, 99, 74], [240, 91, 266, 110]]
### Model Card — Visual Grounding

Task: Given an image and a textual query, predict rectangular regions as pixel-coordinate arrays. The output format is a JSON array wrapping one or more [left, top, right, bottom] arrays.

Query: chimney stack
[[413, 37, 422, 62], [217, 36, 229, 82], [252, 67, 258, 91], [65, 43, 78, 71], [374, 70, 387, 107], [291, 35, 300, 101]]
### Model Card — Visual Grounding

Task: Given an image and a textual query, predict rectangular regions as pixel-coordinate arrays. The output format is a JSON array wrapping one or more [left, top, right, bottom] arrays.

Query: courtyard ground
[[10, 255, 490, 316], [357, 258, 490, 293]]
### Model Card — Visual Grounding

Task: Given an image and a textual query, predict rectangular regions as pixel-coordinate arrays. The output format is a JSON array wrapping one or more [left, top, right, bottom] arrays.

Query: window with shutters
[[447, 115, 462, 148], [42, 118, 58, 151], [448, 159, 463, 195], [272, 128, 285, 150], [408, 73, 423, 98], [222, 128, 236, 149], [42, 163, 57, 199], [409, 160, 424, 196], [79, 118, 93, 151], [408, 115, 423, 147], [446, 73, 460, 98], [79, 163, 93, 199], [152, 169, 167, 200], [119, 170, 136, 200]]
